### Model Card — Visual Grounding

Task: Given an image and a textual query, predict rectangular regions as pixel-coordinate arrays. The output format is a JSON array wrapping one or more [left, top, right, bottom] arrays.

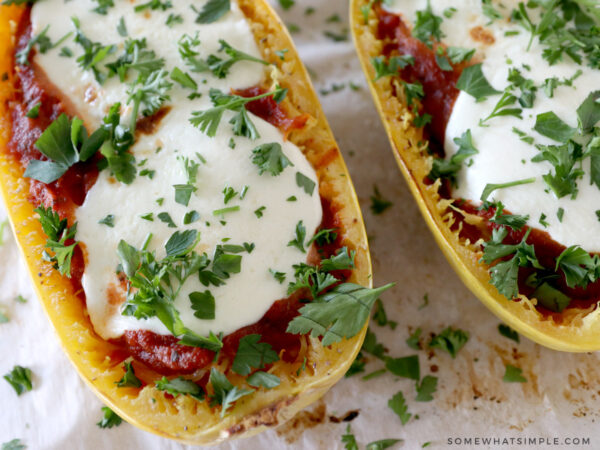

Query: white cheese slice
[[31, 0, 323, 339], [384, 0, 600, 251]]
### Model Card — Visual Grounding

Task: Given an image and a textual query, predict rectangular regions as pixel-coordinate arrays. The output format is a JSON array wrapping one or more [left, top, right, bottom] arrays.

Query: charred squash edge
[[351, 0, 600, 352], [0, 1, 372, 445]]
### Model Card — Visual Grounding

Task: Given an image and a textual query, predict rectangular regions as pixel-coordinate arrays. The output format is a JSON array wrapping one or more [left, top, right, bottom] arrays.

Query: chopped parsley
[[232, 334, 279, 376], [247, 371, 280, 389], [429, 129, 479, 185], [503, 364, 527, 383], [35, 205, 78, 277], [116, 361, 142, 388], [207, 40, 268, 79], [429, 327, 469, 358], [1, 439, 25, 450], [406, 328, 422, 350], [296, 172, 316, 195], [98, 214, 115, 228], [498, 324, 520, 343], [371, 55, 414, 81], [412, 0, 444, 47], [156, 376, 204, 400], [209, 368, 253, 417], [195, 0, 230, 24], [480, 177, 536, 202], [24, 113, 105, 184], [415, 375, 438, 402], [96, 407, 123, 429], [190, 88, 287, 139], [189, 291, 216, 320], [287, 283, 395, 347], [385, 354, 420, 380], [388, 391, 411, 425], [251, 143, 293, 176], [3, 366, 33, 395], [117, 230, 224, 351], [370, 185, 393, 215], [287, 220, 307, 253], [456, 63, 501, 102], [481, 227, 543, 299], [25, 102, 40, 119]]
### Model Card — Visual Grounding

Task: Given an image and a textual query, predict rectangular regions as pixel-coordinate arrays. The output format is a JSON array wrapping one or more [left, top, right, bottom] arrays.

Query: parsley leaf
[[134, 0, 172, 13], [116, 361, 142, 388], [190, 88, 286, 139], [126, 69, 172, 129], [195, 0, 230, 24], [287, 283, 395, 346], [371, 55, 414, 81], [429, 129, 479, 185], [247, 371, 280, 389], [370, 185, 393, 215], [232, 334, 279, 376], [156, 376, 204, 400], [35, 205, 78, 277], [342, 425, 359, 450], [207, 39, 268, 79], [189, 291, 215, 320], [388, 391, 411, 425], [251, 143, 294, 176], [98, 103, 137, 184], [531, 281, 571, 312], [96, 407, 122, 429], [456, 63, 501, 102], [498, 324, 520, 343], [1, 439, 25, 450], [366, 439, 403, 450], [489, 202, 529, 230], [209, 368, 253, 417], [412, 0, 444, 47], [406, 328, 422, 350], [480, 177, 536, 202], [287, 220, 307, 253], [429, 327, 469, 358], [72, 17, 115, 84], [385, 355, 420, 381], [296, 172, 316, 195], [482, 227, 542, 299], [3, 366, 33, 395], [98, 214, 115, 228], [178, 33, 209, 73], [447, 46, 475, 64], [534, 111, 577, 142], [118, 230, 224, 352], [170, 67, 197, 90], [415, 375, 438, 401], [503, 364, 527, 383], [24, 113, 105, 184], [555, 246, 599, 289]]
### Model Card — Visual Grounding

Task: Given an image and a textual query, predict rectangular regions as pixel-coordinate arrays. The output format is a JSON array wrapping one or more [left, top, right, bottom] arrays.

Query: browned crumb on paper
[[276, 400, 327, 444]]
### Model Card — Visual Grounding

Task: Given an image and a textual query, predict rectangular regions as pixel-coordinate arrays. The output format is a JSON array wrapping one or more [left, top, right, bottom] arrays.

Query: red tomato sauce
[[7, 10, 347, 374], [376, 7, 600, 314], [376, 5, 463, 149]]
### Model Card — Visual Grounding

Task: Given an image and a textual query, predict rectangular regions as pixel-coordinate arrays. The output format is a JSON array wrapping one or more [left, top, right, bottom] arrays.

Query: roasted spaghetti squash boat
[[352, 0, 600, 351], [0, 0, 385, 445]]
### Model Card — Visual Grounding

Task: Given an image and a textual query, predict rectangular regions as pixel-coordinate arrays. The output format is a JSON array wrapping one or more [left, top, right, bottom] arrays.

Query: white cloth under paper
[[1, 1, 600, 449]]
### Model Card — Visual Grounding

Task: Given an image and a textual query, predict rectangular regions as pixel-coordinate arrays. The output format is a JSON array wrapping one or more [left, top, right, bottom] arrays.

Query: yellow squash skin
[[0, 1, 371, 445], [351, 0, 600, 352]]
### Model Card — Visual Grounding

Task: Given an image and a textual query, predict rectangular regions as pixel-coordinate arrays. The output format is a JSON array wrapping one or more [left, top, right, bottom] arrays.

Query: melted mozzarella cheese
[[384, 0, 600, 251], [31, 0, 322, 339]]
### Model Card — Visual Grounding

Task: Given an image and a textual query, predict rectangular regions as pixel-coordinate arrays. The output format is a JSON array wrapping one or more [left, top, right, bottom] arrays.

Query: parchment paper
[[1, 1, 599, 449]]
